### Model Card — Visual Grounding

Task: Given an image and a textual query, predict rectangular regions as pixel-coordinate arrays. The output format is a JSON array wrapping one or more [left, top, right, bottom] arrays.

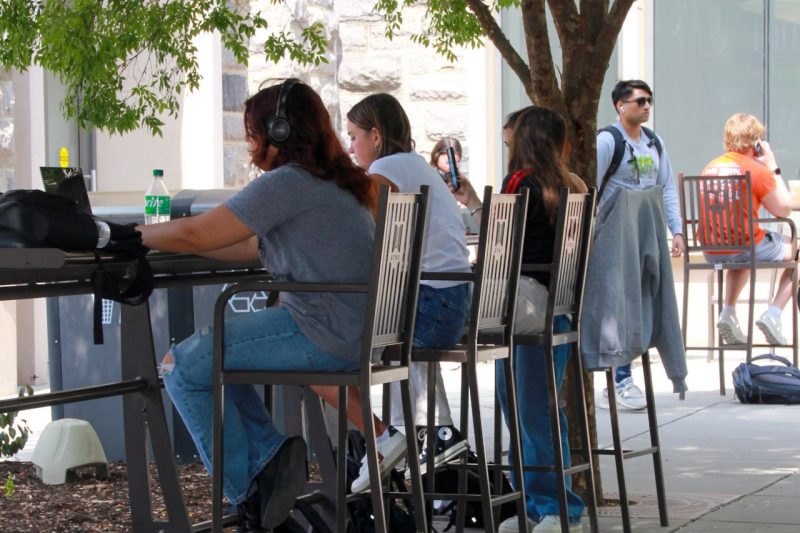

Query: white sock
[[766, 305, 782, 320], [721, 305, 736, 319]]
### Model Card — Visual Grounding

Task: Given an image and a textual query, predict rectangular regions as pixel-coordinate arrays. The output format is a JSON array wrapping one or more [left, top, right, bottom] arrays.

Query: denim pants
[[496, 315, 585, 522], [390, 282, 471, 427], [163, 306, 357, 504]]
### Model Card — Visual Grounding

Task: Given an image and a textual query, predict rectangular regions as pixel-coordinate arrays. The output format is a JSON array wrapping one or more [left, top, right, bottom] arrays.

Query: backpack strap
[[597, 126, 625, 201], [641, 126, 663, 157]]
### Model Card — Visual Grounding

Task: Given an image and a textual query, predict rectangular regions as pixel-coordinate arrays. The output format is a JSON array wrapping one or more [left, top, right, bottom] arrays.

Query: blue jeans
[[615, 363, 631, 384], [391, 282, 471, 426], [496, 315, 585, 522], [163, 306, 357, 504]]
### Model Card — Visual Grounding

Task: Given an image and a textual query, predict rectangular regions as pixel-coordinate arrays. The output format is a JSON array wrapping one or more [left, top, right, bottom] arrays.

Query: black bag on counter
[[0, 189, 153, 343]]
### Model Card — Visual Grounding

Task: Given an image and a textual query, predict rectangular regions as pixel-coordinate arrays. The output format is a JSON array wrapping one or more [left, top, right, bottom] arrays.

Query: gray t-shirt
[[225, 165, 375, 361]]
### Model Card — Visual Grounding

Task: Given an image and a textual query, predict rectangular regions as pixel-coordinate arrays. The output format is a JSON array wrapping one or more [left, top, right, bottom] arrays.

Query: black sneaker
[[236, 493, 266, 532], [405, 425, 469, 479], [255, 436, 309, 529]]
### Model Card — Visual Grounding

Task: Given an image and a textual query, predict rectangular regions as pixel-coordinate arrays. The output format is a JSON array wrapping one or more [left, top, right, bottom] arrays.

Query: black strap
[[749, 353, 793, 368]]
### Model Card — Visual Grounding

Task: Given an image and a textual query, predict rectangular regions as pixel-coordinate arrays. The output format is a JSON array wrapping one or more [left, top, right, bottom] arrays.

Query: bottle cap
[[153, 169, 164, 177]]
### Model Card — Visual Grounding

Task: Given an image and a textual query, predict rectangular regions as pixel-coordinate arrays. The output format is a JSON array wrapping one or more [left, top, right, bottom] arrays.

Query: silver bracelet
[[470, 206, 482, 216], [95, 220, 111, 248]]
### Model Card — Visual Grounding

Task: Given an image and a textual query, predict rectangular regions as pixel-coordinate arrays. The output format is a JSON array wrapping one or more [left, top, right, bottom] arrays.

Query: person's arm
[[654, 147, 685, 256], [137, 204, 256, 258], [758, 141, 795, 217], [450, 175, 483, 225]]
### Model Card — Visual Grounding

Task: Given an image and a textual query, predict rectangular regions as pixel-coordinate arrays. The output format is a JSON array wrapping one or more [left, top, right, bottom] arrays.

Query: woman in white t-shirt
[[313, 93, 473, 493]]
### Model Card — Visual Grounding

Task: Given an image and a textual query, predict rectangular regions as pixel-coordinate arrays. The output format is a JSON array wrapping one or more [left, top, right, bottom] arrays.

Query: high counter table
[[0, 248, 268, 532]]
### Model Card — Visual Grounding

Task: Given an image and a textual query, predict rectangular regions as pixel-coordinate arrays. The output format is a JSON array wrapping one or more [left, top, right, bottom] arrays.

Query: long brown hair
[[346, 93, 414, 159], [507, 107, 575, 223], [244, 81, 375, 208]]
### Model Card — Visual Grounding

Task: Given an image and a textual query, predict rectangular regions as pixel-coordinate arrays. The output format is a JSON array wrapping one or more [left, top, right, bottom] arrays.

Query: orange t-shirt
[[700, 152, 777, 253]]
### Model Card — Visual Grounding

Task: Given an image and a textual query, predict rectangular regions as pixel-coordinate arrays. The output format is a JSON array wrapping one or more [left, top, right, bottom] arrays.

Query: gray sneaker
[[756, 311, 787, 346], [717, 314, 748, 345]]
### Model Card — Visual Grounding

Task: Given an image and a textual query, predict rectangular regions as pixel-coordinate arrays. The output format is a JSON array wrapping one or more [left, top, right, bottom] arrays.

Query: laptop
[[40, 167, 92, 215]]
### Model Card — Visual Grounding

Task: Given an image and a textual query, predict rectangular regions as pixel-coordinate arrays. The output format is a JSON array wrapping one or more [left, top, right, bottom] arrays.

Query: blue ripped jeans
[[163, 306, 357, 504], [496, 315, 585, 522]]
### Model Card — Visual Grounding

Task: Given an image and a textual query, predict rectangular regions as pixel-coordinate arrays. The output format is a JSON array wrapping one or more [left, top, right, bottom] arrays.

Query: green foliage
[[373, 0, 517, 62], [4, 473, 13, 498], [0, 1, 328, 135], [0, 385, 34, 459]]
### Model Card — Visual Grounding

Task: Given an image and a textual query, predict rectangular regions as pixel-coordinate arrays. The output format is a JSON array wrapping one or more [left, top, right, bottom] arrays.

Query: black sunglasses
[[622, 96, 654, 107]]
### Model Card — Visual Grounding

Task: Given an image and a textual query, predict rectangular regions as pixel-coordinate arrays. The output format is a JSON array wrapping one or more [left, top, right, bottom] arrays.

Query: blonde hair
[[723, 113, 765, 153]]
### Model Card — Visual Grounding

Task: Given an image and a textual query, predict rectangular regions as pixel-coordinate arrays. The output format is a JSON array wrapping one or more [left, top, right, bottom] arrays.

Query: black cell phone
[[754, 140, 764, 157], [446, 146, 460, 190]]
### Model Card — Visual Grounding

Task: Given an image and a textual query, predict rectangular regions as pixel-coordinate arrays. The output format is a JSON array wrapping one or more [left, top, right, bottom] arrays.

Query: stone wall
[[243, 0, 474, 178], [0, 69, 14, 192]]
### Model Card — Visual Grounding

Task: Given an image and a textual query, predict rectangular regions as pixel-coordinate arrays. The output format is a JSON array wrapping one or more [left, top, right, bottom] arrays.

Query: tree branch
[[465, 0, 531, 89], [590, 0, 635, 85], [548, 0, 580, 47], [521, 0, 561, 107], [580, 0, 609, 41]]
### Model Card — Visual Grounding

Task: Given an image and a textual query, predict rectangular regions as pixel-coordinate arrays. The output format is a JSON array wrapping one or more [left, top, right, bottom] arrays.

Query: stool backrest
[[362, 185, 429, 365], [472, 186, 529, 334], [544, 188, 597, 326], [679, 172, 757, 257]]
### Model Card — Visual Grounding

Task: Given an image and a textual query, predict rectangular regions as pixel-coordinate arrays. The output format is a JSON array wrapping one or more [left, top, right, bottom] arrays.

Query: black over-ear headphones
[[265, 78, 300, 146]]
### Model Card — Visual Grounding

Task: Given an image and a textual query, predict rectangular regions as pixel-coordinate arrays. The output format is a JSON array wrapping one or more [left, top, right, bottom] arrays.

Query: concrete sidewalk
[[588, 351, 800, 532], [5, 351, 799, 532]]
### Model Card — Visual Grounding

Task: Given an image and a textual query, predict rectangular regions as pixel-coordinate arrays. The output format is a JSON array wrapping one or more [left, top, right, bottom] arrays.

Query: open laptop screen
[[40, 167, 92, 215]]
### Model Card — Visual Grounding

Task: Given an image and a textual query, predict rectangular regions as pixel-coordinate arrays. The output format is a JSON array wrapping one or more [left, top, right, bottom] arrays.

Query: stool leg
[[402, 375, 428, 533], [642, 353, 669, 527], [359, 386, 388, 532], [606, 369, 631, 533], [466, 357, 495, 532], [544, 346, 570, 533], [456, 363, 469, 531], [502, 350, 528, 532], [573, 349, 598, 533], [337, 387, 348, 533], [717, 269, 726, 396]]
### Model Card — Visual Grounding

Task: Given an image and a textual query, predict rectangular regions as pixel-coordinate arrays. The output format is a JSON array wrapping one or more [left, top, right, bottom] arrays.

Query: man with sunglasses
[[595, 79, 684, 411]]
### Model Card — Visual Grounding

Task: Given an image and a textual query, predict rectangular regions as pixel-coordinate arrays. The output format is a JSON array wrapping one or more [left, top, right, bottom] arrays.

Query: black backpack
[[732, 353, 800, 404], [0, 189, 153, 344], [429, 449, 516, 531], [597, 125, 663, 201], [345, 430, 417, 533]]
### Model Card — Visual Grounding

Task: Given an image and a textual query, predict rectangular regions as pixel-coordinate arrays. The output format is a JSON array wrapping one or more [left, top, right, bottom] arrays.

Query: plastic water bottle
[[144, 169, 171, 224]]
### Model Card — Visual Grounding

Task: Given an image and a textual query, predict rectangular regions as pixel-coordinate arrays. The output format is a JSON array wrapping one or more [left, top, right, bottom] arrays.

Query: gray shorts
[[704, 229, 786, 264]]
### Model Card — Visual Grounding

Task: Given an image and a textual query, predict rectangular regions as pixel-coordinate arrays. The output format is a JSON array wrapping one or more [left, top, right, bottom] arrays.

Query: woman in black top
[[455, 107, 587, 532]]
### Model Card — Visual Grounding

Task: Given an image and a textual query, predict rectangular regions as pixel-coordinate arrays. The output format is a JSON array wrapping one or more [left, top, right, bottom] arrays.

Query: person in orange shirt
[[702, 112, 798, 346]]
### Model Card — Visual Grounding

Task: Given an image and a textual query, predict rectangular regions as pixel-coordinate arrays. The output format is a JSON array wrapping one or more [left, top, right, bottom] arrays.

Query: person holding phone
[[701, 112, 799, 346], [312, 93, 473, 493], [430, 136, 463, 185]]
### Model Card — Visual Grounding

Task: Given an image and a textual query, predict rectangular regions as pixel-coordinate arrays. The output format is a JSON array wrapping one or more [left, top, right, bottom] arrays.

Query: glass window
[[768, 1, 800, 181], [655, 1, 765, 176]]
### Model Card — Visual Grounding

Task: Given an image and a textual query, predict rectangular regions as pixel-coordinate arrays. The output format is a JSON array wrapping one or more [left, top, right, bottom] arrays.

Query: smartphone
[[754, 140, 764, 157], [446, 146, 460, 190]]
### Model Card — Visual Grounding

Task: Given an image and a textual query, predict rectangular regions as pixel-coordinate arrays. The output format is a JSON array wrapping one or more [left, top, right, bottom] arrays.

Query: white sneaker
[[349, 428, 407, 494], [614, 377, 647, 411], [717, 314, 748, 345], [498, 514, 536, 532], [756, 311, 787, 346], [532, 515, 582, 532]]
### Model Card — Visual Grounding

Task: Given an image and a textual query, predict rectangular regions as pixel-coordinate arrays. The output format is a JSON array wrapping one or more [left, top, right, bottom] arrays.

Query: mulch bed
[[0, 460, 216, 532]]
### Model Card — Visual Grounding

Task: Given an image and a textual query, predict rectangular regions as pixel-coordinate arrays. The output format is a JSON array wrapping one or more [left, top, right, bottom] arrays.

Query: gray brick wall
[[0, 69, 14, 192]]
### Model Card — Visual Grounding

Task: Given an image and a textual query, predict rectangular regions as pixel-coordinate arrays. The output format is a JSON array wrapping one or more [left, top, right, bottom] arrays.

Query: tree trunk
[[468, 0, 636, 507]]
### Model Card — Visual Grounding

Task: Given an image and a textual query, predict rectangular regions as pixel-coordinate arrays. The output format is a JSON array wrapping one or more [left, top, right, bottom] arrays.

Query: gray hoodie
[[580, 186, 688, 393]]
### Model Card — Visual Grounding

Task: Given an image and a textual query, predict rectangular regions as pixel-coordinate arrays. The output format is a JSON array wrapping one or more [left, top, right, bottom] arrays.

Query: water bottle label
[[145, 195, 171, 215]]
